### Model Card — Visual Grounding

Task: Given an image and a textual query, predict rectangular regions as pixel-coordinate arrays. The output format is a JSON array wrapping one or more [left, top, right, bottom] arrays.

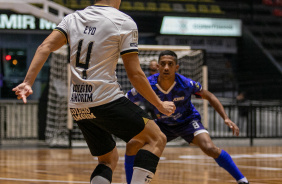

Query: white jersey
[[55, 5, 139, 108]]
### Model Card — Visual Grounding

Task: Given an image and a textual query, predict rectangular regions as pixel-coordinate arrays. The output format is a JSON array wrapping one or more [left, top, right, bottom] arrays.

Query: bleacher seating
[[159, 3, 173, 12], [275, 0, 282, 6], [263, 0, 274, 5], [53, 0, 64, 5], [165, 0, 215, 2], [185, 4, 198, 13], [50, 0, 225, 15], [146, 2, 158, 11], [214, 0, 282, 100], [198, 4, 210, 13], [210, 5, 224, 14], [263, 0, 282, 6], [120, 1, 133, 11], [173, 3, 185, 12], [132, 2, 145, 11], [273, 8, 282, 16]]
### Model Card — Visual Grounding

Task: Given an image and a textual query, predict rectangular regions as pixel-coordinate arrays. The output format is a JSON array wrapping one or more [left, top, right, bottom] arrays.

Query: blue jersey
[[126, 73, 202, 125]]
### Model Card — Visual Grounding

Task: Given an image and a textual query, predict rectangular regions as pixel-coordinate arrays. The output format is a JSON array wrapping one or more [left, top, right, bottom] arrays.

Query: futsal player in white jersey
[[12, 0, 176, 183]]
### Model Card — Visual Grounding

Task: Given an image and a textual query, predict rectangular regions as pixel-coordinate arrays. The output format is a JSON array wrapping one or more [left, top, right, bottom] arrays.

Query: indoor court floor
[[0, 146, 281, 184]]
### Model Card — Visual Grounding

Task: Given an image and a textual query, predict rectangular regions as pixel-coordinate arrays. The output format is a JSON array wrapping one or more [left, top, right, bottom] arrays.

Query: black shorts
[[70, 97, 152, 156]]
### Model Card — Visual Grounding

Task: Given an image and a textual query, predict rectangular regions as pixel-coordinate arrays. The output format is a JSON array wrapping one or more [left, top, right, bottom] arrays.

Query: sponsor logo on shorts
[[70, 108, 96, 121]]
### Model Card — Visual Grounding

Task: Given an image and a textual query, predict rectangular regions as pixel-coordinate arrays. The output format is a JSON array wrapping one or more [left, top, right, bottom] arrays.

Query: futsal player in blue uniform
[[124, 50, 250, 184]]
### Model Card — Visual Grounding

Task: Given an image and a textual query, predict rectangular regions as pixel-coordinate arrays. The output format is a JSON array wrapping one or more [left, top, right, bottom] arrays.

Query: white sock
[[90, 176, 110, 184], [131, 167, 155, 184], [237, 177, 248, 183]]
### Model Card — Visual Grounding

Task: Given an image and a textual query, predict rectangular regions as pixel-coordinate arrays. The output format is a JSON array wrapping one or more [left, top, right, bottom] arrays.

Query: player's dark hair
[[158, 50, 178, 64]]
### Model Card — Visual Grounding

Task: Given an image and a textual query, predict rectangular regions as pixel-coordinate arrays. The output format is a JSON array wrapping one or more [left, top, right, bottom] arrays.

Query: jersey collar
[[149, 73, 177, 94], [150, 73, 190, 90], [93, 4, 111, 7], [156, 82, 177, 94]]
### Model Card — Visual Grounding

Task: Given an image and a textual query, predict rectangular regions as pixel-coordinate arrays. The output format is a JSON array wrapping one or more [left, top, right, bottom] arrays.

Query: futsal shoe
[[238, 182, 249, 184]]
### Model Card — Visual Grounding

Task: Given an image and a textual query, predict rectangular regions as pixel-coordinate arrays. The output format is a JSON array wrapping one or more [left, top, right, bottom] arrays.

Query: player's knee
[[147, 130, 166, 151], [126, 139, 143, 155], [160, 131, 167, 146], [202, 144, 220, 158], [112, 152, 119, 165], [156, 131, 167, 150], [98, 151, 119, 171], [109, 152, 119, 170]]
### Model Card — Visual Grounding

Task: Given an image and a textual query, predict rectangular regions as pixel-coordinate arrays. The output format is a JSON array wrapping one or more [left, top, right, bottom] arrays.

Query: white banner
[[160, 16, 242, 37]]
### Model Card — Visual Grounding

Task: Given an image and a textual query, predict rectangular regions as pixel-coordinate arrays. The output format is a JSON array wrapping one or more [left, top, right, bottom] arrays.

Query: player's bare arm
[[12, 30, 66, 103], [122, 53, 176, 116], [196, 89, 239, 136]]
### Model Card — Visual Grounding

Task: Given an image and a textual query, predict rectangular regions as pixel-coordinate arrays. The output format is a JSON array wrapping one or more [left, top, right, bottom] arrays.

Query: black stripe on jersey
[[120, 49, 138, 56], [54, 27, 69, 44]]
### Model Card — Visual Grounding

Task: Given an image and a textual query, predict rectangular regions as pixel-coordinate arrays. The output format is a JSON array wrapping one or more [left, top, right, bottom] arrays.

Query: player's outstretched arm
[[122, 53, 176, 116], [196, 89, 239, 136], [12, 30, 66, 103]]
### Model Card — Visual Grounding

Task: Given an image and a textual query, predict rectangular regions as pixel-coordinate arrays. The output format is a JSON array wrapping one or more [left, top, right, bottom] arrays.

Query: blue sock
[[124, 155, 136, 184], [215, 150, 244, 181]]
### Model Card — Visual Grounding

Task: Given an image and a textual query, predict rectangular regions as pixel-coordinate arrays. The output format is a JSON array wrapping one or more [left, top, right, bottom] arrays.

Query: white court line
[[159, 160, 282, 171], [1, 158, 281, 172], [179, 153, 282, 159], [0, 177, 123, 184]]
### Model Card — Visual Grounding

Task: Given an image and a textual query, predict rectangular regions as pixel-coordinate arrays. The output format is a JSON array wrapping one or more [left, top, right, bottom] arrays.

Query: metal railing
[[0, 100, 38, 145], [0, 99, 281, 146], [209, 100, 282, 145]]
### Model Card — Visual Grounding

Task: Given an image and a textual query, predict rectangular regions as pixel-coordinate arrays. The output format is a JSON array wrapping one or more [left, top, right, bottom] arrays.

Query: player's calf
[[215, 150, 249, 184], [90, 164, 112, 184], [131, 149, 160, 184], [125, 139, 143, 184]]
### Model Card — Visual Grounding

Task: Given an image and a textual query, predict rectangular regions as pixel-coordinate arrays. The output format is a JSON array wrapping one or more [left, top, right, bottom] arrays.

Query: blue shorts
[[156, 120, 208, 143]]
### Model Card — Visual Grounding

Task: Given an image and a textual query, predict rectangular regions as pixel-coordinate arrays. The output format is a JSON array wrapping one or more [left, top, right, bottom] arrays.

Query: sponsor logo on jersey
[[71, 84, 94, 102], [195, 82, 200, 89], [73, 84, 93, 93], [130, 43, 138, 47], [173, 96, 184, 102], [70, 108, 96, 121], [160, 113, 182, 120], [156, 114, 161, 119], [131, 88, 138, 96], [71, 93, 93, 102]]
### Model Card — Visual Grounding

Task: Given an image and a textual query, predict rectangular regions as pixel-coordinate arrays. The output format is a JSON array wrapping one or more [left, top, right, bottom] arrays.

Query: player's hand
[[12, 82, 33, 103], [157, 101, 176, 116], [224, 118, 239, 136]]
